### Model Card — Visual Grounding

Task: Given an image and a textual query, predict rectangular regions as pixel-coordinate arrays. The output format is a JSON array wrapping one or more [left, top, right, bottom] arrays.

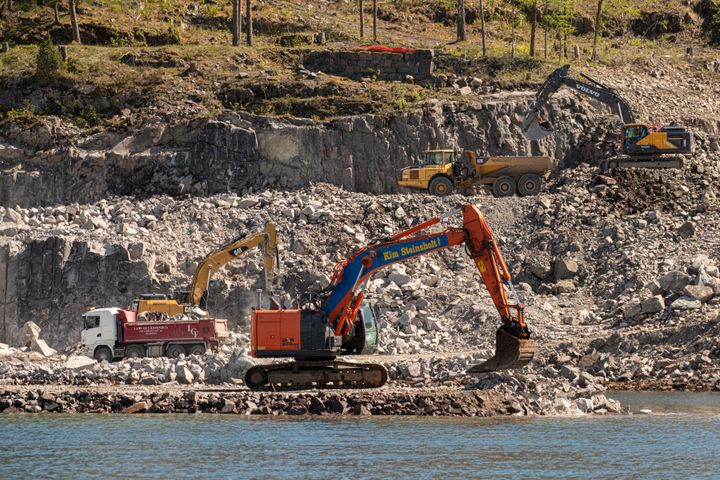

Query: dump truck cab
[[398, 149, 457, 196], [81, 307, 121, 361]]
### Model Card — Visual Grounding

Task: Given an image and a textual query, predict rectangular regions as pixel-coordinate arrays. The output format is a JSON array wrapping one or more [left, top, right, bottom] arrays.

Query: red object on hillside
[[357, 45, 417, 53]]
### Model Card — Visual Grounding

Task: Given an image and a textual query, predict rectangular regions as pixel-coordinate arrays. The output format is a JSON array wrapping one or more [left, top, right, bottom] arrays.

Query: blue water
[[1, 392, 719, 479]]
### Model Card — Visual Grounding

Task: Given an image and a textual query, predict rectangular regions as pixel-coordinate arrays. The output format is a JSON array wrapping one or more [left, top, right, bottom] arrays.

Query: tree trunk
[[7, 0, 12, 13], [69, 0, 81, 44], [372, 0, 377, 42], [231, 0, 241, 46], [529, 1, 537, 57], [543, 0, 548, 59], [245, 0, 252, 46], [0, 2, 5, 20], [591, 0, 603, 61], [457, 0, 466, 42], [53, 2, 61, 25], [511, 4, 516, 59], [359, 0, 364, 38], [479, 0, 486, 56]]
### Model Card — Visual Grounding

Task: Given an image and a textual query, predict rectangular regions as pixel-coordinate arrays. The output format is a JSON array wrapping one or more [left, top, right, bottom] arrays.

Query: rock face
[[1, 97, 601, 208]]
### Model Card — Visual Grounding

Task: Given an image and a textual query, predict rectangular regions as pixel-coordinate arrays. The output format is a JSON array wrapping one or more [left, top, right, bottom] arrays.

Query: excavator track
[[599, 156, 683, 173], [244, 360, 388, 391]]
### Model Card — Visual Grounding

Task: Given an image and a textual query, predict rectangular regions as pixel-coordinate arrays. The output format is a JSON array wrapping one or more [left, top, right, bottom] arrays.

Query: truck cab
[[398, 149, 456, 194], [81, 307, 120, 361]]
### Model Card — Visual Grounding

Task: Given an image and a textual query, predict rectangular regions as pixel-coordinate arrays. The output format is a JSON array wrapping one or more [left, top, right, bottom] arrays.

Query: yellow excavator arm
[[187, 221, 278, 306], [135, 221, 278, 318]]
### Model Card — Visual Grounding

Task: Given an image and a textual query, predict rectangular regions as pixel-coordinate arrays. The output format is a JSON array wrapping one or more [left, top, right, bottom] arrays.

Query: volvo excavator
[[134, 221, 278, 318], [523, 64, 694, 171], [244, 205, 535, 390]]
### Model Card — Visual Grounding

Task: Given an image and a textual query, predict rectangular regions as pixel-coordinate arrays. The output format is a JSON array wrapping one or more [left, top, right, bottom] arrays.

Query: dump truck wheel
[[125, 345, 145, 359], [188, 344, 206, 356], [492, 176, 516, 197], [428, 176, 453, 196], [166, 344, 186, 358], [94, 346, 113, 362], [517, 174, 542, 196]]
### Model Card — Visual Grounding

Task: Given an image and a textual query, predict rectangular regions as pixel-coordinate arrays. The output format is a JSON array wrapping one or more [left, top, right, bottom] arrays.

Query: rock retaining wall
[[303, 49, 434, 81]]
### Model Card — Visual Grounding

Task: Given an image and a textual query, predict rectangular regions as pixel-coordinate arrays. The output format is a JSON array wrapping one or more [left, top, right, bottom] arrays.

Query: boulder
[[554, 257, 579, 280], [20, 321, 42, 347], [30, 339, 56, 357], [670, 297, 702, 311], [683, 285, 714, 303], [65, 355, 97, 371], [0, 222, 18, 236], [624, 301, 642, 319], [658, 271, 693, 294], [641, 295, 665, 314]]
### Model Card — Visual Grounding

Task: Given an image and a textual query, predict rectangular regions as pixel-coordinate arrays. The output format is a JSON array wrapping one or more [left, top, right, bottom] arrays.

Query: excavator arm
[[322, 204, 533, 372], [523, 64, 635, 141], [187, 221, 278, 306]]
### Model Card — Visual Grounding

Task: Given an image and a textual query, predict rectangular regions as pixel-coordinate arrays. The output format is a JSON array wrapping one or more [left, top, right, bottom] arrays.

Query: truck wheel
[[166, 344, 186, 358], [188, 344, 206, 356], [94, 346, 113, 363], [517, 174, 542, 196], [125, 345, 145, 359], [492, 176, 516, 197], [428, 177, 453, 196]]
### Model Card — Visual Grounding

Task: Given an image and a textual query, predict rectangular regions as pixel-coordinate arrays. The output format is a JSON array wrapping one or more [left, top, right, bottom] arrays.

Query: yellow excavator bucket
[[467, 328, 536, 373]]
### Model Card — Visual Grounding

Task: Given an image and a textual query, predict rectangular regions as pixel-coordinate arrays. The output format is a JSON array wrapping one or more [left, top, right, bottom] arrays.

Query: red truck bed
[[118, 310, 229, 344]]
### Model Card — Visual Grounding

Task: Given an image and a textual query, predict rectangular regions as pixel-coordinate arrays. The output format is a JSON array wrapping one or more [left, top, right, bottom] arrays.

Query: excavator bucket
[[467, 328, 536, 374], [522, 117, 554, 142]]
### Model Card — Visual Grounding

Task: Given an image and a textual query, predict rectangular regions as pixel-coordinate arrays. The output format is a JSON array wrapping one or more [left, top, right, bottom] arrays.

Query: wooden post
[[69, 0, 81, 44], [58, 45, 68, 61], [372, 0, 377, 42], [246, 0, 252, 46], [360, 0, 364, 38]]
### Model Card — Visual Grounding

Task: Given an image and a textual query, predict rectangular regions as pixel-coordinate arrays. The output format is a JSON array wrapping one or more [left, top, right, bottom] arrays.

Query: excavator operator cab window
[[445, 152, 456, 164], [624, 125, 648, 143]]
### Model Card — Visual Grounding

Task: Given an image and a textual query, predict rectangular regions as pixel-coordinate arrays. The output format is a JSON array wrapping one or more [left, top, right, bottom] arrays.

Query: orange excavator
[[245, 204, 535, 390]]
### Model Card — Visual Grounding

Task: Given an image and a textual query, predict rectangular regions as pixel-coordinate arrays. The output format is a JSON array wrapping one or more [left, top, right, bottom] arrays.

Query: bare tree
[[245, 0, 252, 46], [53, 1, 61, 25], [530, 1, 538, 56], [69, 0, 81, 44], [231, 0, 241, 46], [457, 0, 466, 42], [591, 0, 603, 61], [511, 3, 516, 58], [359, 0, 364, 38], [479, 0, 487, 55], [372, 0, 377, 42], [543, 0, 548, 58]]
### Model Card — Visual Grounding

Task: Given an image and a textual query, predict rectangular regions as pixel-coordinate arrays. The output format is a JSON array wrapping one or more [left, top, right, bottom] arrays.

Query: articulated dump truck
[[399, 149, 554, 197]]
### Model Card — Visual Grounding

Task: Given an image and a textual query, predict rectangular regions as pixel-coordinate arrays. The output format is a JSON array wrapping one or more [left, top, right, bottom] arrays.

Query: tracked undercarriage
[[244, 359, 388, 391]]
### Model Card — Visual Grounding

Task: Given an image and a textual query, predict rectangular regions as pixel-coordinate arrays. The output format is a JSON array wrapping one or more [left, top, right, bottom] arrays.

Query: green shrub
[[708, 6, 720, 44], [35, 37, 65, 85]]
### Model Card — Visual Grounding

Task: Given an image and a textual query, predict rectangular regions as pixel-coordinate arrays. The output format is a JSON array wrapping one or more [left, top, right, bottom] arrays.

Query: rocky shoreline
[[0, 384, 623, 417]]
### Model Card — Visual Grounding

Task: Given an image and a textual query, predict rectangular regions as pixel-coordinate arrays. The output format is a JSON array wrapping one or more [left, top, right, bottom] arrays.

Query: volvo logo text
[[577, 85, 600, 98]]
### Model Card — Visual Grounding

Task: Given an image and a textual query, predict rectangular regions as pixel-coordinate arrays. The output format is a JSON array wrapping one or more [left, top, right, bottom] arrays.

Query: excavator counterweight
[[246, 205, 535, 391]]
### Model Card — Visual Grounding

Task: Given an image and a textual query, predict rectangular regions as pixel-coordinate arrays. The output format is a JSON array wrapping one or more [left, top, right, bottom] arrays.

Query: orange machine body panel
[[251, 309, 302, 356]]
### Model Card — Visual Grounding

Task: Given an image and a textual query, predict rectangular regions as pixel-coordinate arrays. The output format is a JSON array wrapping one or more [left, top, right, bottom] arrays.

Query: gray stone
[[683, 285, 714, 303], [641, 295, 665, 314], [554, 257, 579, 280], [65, 355, 97, 371], [670, 296, 702, 311], [659, 270, 693, 294], [20, 321, 42, 347], [554, 279, 576, 294], [458, 86, 473, 96], [529, 259, 553, 280], [624, 301, 642, 319], [576, 397, 594, 413], [30, 339, 56, 357], [178, 367, 194, 384], [0, 222, 18, 236]]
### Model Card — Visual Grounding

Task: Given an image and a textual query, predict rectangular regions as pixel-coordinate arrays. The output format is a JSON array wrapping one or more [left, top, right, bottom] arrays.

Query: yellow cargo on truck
[[398, 149, 555, 197]]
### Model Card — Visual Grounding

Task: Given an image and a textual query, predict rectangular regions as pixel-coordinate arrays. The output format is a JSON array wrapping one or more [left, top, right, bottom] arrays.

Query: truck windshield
[[83, 316, 100, 330], [425, 152, 444, 165]]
